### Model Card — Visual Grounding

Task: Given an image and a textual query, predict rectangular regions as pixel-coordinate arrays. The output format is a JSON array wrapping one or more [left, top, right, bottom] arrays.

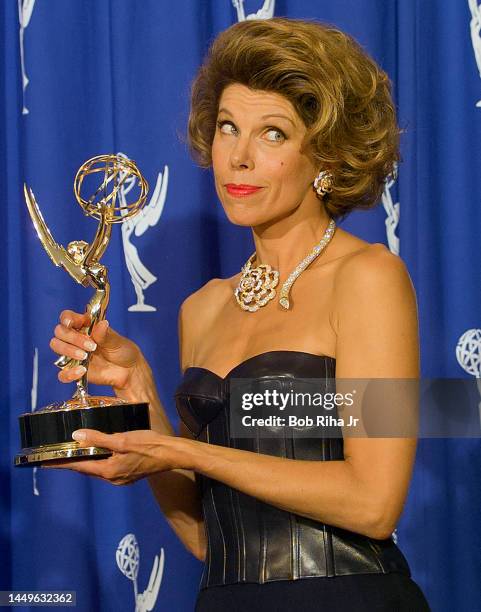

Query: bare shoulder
[[332, 242, 419, 378], [334, 242, 415, 299], [179, 277, 232, 334], [178, 277, 231, 370], [180, 277, 226, 313]]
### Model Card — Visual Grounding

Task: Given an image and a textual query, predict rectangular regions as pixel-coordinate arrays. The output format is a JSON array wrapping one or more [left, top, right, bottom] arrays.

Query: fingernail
[[62, 318, 72, 328], [103, 320, 109, 328], [75, 349, 88, 360], [72, 430, 86, 441], [84, 340, 97, 351], [73, 366, 87, 376]]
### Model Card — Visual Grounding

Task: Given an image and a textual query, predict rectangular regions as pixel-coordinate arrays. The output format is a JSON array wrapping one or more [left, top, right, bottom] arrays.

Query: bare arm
[[116, 303, 206, 561], [50, 305, 207, 561], [176, 245, 419, 539]]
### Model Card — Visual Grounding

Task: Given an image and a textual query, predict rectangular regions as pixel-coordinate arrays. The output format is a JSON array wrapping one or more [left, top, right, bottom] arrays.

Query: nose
[[229, 136, 254, 171]]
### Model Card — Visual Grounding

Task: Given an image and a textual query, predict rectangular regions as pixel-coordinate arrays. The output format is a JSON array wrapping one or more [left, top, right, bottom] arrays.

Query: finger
[[72, 429, 127, 453], [59, 310, 91, 330], [91, 323, 132, 353], [41, 460, 79, 469], [53, 323, 97, 352], [90, 319, 110, 346], [50, 337, 88, 361], [42, 458, 109, 477], [58, 365, 86, 383]]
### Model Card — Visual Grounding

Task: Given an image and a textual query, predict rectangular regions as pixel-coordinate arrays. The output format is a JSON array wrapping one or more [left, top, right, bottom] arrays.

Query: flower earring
[[313, 170, 334, 198]]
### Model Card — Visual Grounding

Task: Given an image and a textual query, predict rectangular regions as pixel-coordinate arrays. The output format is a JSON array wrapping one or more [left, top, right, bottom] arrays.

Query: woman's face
[[211, 83, 319, 227]]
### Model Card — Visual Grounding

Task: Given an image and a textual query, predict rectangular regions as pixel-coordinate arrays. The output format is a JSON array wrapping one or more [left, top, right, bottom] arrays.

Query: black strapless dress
[[174, 351, 430, 611]]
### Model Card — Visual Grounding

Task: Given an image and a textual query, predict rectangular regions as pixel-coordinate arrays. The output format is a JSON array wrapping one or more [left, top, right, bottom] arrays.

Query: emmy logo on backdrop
[[116, 533, 164, 612], [117, 152, 168, 312], [456, 328, 481, 426], [18, 0, 35, 115], [232, 0, 275, 21], [31, 347, 40, 496], [469, 0, 481, 106], [381, 163, 400, 256]]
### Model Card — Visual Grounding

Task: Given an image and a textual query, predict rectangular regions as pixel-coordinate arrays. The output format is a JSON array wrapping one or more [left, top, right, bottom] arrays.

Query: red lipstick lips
[[225, 184, 263, 197]]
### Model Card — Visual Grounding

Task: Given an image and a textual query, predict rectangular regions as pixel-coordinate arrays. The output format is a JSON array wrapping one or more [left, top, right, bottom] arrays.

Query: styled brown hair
[[187, 17, 400, 221]]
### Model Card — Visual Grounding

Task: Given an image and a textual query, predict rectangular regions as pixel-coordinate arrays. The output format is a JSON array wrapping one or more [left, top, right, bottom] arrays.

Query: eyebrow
[[218, 108, 295, 126]]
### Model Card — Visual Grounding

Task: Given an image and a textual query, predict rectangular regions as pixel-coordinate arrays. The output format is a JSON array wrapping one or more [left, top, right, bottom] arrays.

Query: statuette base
[[15, 397, 150, 467]]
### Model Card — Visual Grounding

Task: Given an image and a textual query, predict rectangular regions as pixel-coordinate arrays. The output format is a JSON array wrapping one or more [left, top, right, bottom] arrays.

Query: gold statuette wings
[[24, 184, 88, 285]]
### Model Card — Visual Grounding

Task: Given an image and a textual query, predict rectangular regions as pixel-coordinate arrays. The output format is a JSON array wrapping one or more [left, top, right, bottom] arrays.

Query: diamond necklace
[[234, 218, 336, 312]]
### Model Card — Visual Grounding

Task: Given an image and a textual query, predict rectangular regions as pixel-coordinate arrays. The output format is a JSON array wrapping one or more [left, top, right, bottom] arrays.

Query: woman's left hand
[[42, 429, 189, 485]]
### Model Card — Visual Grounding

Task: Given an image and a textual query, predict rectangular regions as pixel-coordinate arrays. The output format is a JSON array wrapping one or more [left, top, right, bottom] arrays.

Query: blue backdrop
[[2, 1, 481, 610]]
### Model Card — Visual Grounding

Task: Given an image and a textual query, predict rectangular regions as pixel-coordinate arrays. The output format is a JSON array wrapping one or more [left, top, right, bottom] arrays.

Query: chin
[[225, 205, 295, 229], [223, 210, 260, 227]]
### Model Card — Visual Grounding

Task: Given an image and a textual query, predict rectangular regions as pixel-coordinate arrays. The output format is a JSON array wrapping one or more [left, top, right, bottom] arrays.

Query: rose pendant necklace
[[234, 218, 336, 312]]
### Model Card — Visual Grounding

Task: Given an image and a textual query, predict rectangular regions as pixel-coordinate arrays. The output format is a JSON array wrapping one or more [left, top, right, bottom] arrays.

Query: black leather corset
[[174, 350, 411, 588]]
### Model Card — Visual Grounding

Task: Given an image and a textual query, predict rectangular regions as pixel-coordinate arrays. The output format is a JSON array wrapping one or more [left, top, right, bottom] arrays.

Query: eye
[[216, 120, 237, 135], [264, 127, 286, 143]]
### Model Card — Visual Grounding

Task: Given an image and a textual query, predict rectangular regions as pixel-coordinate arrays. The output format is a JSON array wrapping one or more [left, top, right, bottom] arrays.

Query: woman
[[49, 18, 430, 611]]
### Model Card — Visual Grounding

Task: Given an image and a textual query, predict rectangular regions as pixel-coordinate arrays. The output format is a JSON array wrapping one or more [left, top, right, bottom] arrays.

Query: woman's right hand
[[50, 310, 144, 393]]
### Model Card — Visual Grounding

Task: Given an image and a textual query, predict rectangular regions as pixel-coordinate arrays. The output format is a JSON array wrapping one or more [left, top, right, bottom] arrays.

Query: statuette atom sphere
[[74, 154, 149, 223]]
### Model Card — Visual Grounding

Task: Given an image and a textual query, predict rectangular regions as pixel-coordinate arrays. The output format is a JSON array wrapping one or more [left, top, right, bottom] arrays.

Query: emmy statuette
[[15, 154, 152, 467]]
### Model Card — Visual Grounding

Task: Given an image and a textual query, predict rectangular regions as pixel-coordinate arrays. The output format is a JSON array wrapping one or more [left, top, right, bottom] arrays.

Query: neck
[[250, 202, 333, 276]]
